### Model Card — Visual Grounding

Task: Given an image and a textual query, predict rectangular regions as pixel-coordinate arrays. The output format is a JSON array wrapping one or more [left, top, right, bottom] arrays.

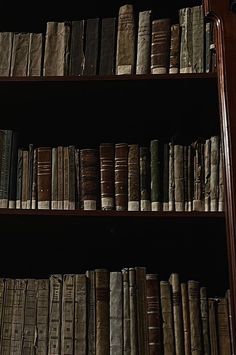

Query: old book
[[181, 283, 191, 355], [160, 280, 175, 354], [57, 146, 64, 210], [218, 141, 224, 211], [225, 289, 235, 354], [8, 131, 19, 209], [188, 280, 202, 355], [110, 272, 122, 355], [115, 143, 128, 211], [184, 146, 188, 211], [169, 273, 184, 355], [0, 130, 13, 208], [135, 266, 149, 355], [68, 145, 75, 210], [80, 149, 99, 210], [192, 5, 204, 73], [48, 275, 62, 355], [116, 4, 135, 75], [10, 33, 30, 76], [128, 144, 140, 211], [187, 145, 194, 211], [100, 143, 115, 210], [217, 297, 231, 355], [51, 147, 58, 209], [169, 24, 180, 74], [10, 279, 26, 355], [69, 21, 85, 76], [140, 146, 151, 211], [136, 10, 151, 74], [61, 275, 75, 355], [122, 268, 130, 355], [43, 22, 70, 76], [151, 19, 171, 74], [74, 274, 87, 355], [35, 279, 49, 355], [204, 139, 211, 211], [210, 136, 219, 211], [146, 274, 161, 355], [84, 18, 99, 75], [0, 279, 4, 337], [205, 22, 212, 73], [174, 145, 184, 211], [179, 7, 192, 73], [163, 143, 169, 211], [21, 150, 29, 209], [129, 268, 138, 355], [27, 33, 43, 76], [208, 298, 219, 355], [200, 287, 210, 355], [0, 32, 13, 76], [95, 269, 109, 355], [22, 279, 38, 355], [37, 147, 52, 209], [75, 148, 80, 209], [169, 142, 175, 211], [63, 146, 69, 210], [0, 279, 15, 355], [31, 148, 37, 209], [27, 144, 34, 209], [151, 139, 162, 211], [192, 140, 204, 211], [99, 18, 116, 75], [86, 270, 96, 355], [16, 148, 23, 209]]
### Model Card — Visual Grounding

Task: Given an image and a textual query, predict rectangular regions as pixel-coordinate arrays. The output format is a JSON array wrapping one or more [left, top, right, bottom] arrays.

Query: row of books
[[0, 4, 214, 77], [0, 131, 223, 211], [0, 269, 233, 355]]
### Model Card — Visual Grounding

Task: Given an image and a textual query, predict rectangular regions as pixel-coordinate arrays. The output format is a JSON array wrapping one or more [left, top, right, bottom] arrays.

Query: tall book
[[35, 279, 49, 355], [179, 7, 192, 73], [86, 270, 96, 355], [99, 18, 116, 75], [110, 272, 122, 355], [192, 5, 204, 73], [61, 275, 75, 355], [136, 10, 151, 74], [74, 274, 87, 355], [116, 4, 135, 75], [10, 32, 30, 76], [188, 280, 202, 355], [80, 149, 99, 210], [37, 147, 52, 209], [115, 143, 128, 211], [151, 19, 171, 74], [217, 297, 231, 355], [169, 24, 180, 74], [27, 33, 43, 76], [122, 268, 130, 355], [208, 298, 219, 355], [0, 279, 15, 355], [129, 268, 138, 355], [8, 131, 19, 209], [160, 280, 175, 354], [84, 18, 99, 75], [0, 32, 13, 76], [100, 143, 115, 210], [200, 287, 210, 355], [140, 146, 151, 211], [48, 275, 62, 355], [69, 21, 85, 76], [128, 144, 140, 211], [174, 144, 184, 211], [210, 136, 219, 211], [181, 283, 191, 355], [151, 140, 162, 211], [0, 130, 13, 208]]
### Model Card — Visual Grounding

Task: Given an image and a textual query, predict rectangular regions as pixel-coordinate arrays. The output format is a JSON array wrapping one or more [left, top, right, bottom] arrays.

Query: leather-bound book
[[37, 147, 52, 209], [10, 33, 30, 76], [99, 18, 116, 75], [174, 144, 184, 211], [151, 140, 162, 211], [57, 146, 64, 210], [208, 298, 218, 354], [110, 271, 122, 355], [179, 7, 192, 73], [36, 279, 49, 355], [217, 297, 231, 355], [128, 144, 140, 211], [163, 143, 169, 211], [151, 19, 171, 74], [140, 146, 151, 211], [169, 24, 180, 74], [48, 275, 62, 355], [99, 143, 115, 210], [160, 280, 175, 354], [84, 18, 99, 75], [8, 131, 19, 209], [115, 143, 128, 211], [0, 279, 15, 354], [210, 136, 219, 211], [86, 270, 96, 355], [181, 283, 191, 355], [188, 280, 202, 355], [74, 274, 87, 355], [80, 149, 99, 210], [136, 10, 151, 74], [69, 21, 85, 76], [116, 4, 135, 75], [0, 130, 13, 208], [200, 287, 210, 355], [61, 275, 75, 355], [27, 33, 43, 76], [0, 32, 13, 76], [122, 268, 131, 354], [192, 5, 204, 73], [129, 268, 138, 355]]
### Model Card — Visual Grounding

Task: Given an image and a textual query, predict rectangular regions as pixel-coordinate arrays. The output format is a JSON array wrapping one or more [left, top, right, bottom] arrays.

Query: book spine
[[35, 279, 49, 355], [51, 147, 58, 210], [0, 279, 15, 354], [84, 19, 99, 75], [0, 130, 13, 208], [48, 275, 62, 355], [128, 144, 140, 211], [110, 272, 122, 355], [151, 139, 162, 211], [100, 143, 115, 210], [210, 136, 219, 211], [204, 139, 211, 211], [86, 270, 95, 355], [27, 33, 43, 76], [80, 149, 99, 210], [169, 142, 175, 211], [21, 150, 29, 209], [74, 274, 87, 355], [129, 268, 138, 355], [115, 143, 128, 211], [122, 268, 130, 355], [217, 297, 231, 355], [136, 10, 151, 74], [193, 141, 204, 211], [61, 275, 75, 355], [208, 298, 218, 354], [63, 146, 70, 210], [188, 280, 202, 354], [218, 141, 224, 211], [151, 19, 171, 74], [181, 283, 191, 355], [10, 33, 30, 76], [0, 32, 13, 76], [31, 148, 37, 209], [68, 145, 75, 210], [16, 148, 23, 209], [174, 145, 184, 211], [69, 21, 85, 76], [163, 143, 169, 211], [140, 146, 151, 211], [57, 146, 64, 210], [27, 143, 34, 209], [169, 24, 180, 74], [200, 287, 210, 355], [37, 147, 52, 209], [75, 148, 80, 208], [8, 131, 19, 209], [0, 279, 5, 337], [99, 18, 116, 75], [160, 280, 175, 354], [192, 5, 204, 73], [179, 7, 193, 73]]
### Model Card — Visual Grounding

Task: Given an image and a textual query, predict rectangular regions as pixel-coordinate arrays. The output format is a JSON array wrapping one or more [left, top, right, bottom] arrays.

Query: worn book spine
[[68, 145, 75, 210], [16, 148, 23, 209], [140, 146, 151, 211], [169, 273, 184, 355], [116, 4, 135, 75], [99, 18, 116, 75], [163, 143, 169, 211], [181, 283, 191, 355], [48, 275, 62, 355], [218, 141, 224, 211], [129, 268, 138, 355], [0, 279, 15, 355], [146, 274, 161, 355], [160, 280, 175, 354], [80, 149, 99, 210], [151, 19, 171, 74], [21, 150, 29, 209], [205, 22, 211, 73], [10, 33, 30, 76], [174, 145, 184, 211], [31, 148, 37, 209], [225, 289, 235, 355], [8, 131, 19, 209], [86, 270, 96, 355], [128, 144, 140, 211], [187, 145, 193, 211], [75, 148, 80, 209], [84, 18, 99, 75], [169, 24, 180, 73], [179, 7, 193, 73], [136, 10, 151, 74], [0, 130, 13, 208], [10, 279, 26, 355], [193, 141, 204, 211], [217, 297, 231, 355], [0, 279, 4, 337], [122, 268, 130, 355], [188, 280, 202, 355], [69, 21, 85, 76], [110, 272, 122, 355], [35, 279, 49, 355], [100, 143, 115, 210], [51, 147, 58, 209], [95, 269, 109, 355], [192, 5, 204, 73], [115, 143, 128, 211], [0, 32, 13, 76], [74, 274, 87, 355], [37, 147, 52, 209], [200, 287, 210, 355], [27, 33, 43, 76], [27, 143, 34, 209], [204, 139, 211, 211], [21, 279, 38, 355], [184, 146, 188, 211], [151, 140, 162, 211], [210, 136, 219, 211], [61, 274, 75, 355], [57, 146, 64, 210], [208, 298, 219, 355], [169, 142, 175, 211], [63, 146, 70, 210]]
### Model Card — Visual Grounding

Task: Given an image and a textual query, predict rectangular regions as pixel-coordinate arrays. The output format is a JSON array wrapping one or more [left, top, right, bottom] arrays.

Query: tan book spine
[[35, 279, 49, 355], [136, 10, 151, 74], [27, 33, 43, 76], [0, 279, 15, 355], [51, 147, 58, 210], [61, 274, 75, 355], [57, 146, 64, 210], [181, 283, 191, 355], [116, 4, 135, 75], [122, 268, 130, 355], [179, 7, 192, 73], [128, 144, 140, 211], [74, 274, 87, 355], [0, 32, 13, 76], [95, 269, 109, 355], [169, 273, 184, 355], [217, 297, 231, 355], [86, 270, 96, 355], [129, 268, 138, 355], [10, 33, 30, 76], [188, 280, 202, 355], [48, 275, 62, 355], [169, 24, 180, 74], [37, 147, 52, 210], [160, 280, 175, 354], [192, 5, 204, 73], [110, 272, 122, 355], [200, 287, 210, 355]]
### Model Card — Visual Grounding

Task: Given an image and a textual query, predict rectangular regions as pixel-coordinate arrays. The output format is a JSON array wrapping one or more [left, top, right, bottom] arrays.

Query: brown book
[[169, 24, 180, 74], [80, 149, 99, 210], [128, 144, 140, 211], [115, 143, 128, 211], [37, 147, 52, 209], [136, 10, 152, 74], [217, 297, 231, 355], [129, 268, 138, 355], [140, 146, 151, 211], [208, 298, 219, 355], [99, 143, 115, 210], [99, 18, 116, 75], [200, 287, 210, 355], [146, 274, 161, 355], [151, 19, 171, 74], [122, 268, 131, 355], [188, 280, 202, 355], [57, 146, 64, 210], [160, 280, 175, 354], [181, 283, 191, 355], [84, 18, 99, 75]]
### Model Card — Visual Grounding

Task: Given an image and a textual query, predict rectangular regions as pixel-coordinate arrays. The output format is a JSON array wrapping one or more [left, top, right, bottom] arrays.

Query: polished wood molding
[[204, 0, 236, 350]]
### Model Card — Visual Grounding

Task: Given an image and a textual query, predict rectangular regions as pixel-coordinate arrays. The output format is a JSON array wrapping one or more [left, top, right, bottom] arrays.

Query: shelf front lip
[[0, 72, 217, 83], [0, 209, 224, 218]]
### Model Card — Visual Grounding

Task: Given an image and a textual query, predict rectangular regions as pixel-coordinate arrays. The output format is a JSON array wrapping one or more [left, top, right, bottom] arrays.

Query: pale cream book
[[0, 32, 13, 76], [110, 272, 122, 355], [27, 33, 43, 76], [10, 33, 30, 76], [0, 279, 15, 355]]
